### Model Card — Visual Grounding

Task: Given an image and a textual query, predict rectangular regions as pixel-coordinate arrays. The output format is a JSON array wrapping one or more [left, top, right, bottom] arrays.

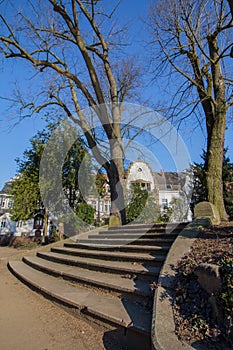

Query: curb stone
[[151, 218, 212, 350]]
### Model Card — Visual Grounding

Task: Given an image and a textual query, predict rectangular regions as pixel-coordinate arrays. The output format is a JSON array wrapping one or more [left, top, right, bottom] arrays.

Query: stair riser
[[80, 236, 175, 246], [37, 252, 162, 277], [99, 230, 181, 236], [23, 257, 152, 300], [76, 244, 170, 254], [107, 223, 187, 232], [77, 237, 170, 248], [50, 247, 166, 264], [76, 240, 172, 249], [64, 243, 170, 254], [92, 233, 178, 239]]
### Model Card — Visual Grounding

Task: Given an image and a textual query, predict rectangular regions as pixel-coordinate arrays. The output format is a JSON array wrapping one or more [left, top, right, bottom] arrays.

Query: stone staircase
[[8, 222, 187, 350]]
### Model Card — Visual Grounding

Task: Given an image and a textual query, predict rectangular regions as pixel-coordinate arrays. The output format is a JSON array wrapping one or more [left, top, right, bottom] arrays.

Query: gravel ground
[[0, 246, 127, 350], [172, 222, 233, 350]]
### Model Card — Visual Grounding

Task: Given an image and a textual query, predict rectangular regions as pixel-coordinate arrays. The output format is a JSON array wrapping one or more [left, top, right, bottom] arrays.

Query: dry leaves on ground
[[173, 223, 233, 350]]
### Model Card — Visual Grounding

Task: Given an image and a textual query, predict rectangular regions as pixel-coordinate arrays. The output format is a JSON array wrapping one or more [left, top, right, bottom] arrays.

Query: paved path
[[0, 247, 119, 350]]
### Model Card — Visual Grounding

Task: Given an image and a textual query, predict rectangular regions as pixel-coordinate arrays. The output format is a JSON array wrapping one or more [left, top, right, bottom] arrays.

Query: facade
[[0, 179, 49, 237], [86, 174, 111, 222], [0, 160, 192, 236], [87, 159, 192, 222], [0, 180, 13, 215], [125, 160, 192, 221]]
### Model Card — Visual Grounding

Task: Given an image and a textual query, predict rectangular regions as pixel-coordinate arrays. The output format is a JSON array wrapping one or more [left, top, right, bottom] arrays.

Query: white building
[[0, 180, 36, 236], [125, 159, 192, 221], [86, 159, 192, 222]]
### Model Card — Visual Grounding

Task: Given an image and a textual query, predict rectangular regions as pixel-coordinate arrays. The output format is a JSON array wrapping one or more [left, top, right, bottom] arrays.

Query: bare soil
[[0, 247, 124, 350], [173, 222, 233, 349]]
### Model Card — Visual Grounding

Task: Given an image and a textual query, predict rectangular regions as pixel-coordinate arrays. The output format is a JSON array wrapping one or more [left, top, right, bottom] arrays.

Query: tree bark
[[107, 130, 126, 225], [42, 207, 49, 241], [227, 0, 233, 18], [205, 112, 228, 221], [205, 35, 229, 221]]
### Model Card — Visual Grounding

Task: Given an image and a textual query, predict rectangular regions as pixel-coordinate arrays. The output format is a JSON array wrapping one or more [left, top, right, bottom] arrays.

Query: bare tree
[[149, 0, 233, 220], [228, 0, 233, 17], [0, 0, 142, 225]]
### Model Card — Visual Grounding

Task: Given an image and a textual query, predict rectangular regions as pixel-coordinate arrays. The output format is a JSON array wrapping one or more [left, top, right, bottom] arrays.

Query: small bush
[[9, 237, 40, 249], [126, 184, 148, 223], [76, 202, 95, 225]]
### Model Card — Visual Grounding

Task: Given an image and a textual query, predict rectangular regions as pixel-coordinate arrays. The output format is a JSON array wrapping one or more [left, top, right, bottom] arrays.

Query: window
[[17, 221, 23, 228], [0, 197, 6, 208], [99, 202, 103, 212], [34, 215, 43, 229], [162, 198, 168, 208], [166, 184, 172, 189], [0, 220, 6, 228], [138, 168, 142, 172]]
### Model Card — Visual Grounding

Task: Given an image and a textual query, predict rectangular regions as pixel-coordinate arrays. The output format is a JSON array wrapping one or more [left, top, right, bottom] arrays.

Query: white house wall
[[0, 213, 15, 234], [159, 190, 192, 221], [15, 219, 34, 236], [126, 161, 155, 190], [159, 190, 181, 205], [0, 212, 34, 236]]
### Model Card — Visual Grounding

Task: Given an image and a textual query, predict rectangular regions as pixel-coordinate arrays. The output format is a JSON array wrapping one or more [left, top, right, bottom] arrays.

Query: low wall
[[151, 218, 212, 350]]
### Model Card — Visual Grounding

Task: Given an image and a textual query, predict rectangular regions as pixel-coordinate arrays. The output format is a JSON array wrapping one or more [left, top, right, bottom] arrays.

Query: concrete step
[[77, 237, 174, 251], [49, 246, 166, 264], [65, 242, 171, 253], [107, 222, 188, 232], [37, 251, 161, 277], [23, 256, 153, 298], [8, 260, 152, 337], [93, 232, 178, 239]]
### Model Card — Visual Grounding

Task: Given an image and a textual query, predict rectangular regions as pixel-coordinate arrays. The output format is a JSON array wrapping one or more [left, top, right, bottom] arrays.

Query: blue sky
[[0, 0, 232, 189]]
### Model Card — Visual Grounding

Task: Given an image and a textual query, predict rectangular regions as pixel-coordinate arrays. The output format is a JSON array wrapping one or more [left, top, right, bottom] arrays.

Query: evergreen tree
[[222, 153, 233, 220], [62, 137, 91, 208], [126, 184, 149, 223], [76, 202, 95, 226], [9, 124, 93, 231], [191, 151, 208, 204], [9, 132, 46, 221]]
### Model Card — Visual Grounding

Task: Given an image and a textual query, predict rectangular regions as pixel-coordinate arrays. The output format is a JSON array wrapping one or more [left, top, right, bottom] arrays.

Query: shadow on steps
[[102, 326, 151, 350]]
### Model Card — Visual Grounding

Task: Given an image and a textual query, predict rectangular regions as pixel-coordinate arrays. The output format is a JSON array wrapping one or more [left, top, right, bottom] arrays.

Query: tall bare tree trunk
[[107, 124, 126, 225], [108, 161, 126, 225], [205, 36, 228, 221], [205, 112, 228, 221]]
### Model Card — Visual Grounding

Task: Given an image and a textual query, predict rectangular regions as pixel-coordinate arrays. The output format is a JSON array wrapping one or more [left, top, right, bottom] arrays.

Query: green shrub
[[76, 202, 95, 225], [126, 184, 148, 223]]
